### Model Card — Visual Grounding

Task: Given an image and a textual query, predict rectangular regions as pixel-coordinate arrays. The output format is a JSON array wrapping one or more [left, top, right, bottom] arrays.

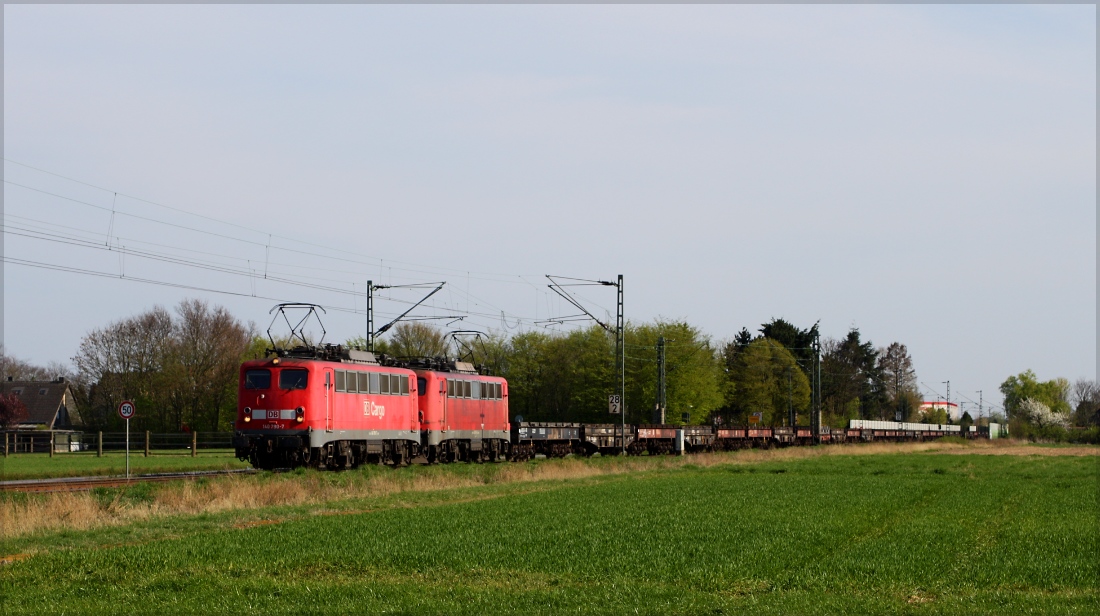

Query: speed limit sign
[[117, 400, 136, 420]]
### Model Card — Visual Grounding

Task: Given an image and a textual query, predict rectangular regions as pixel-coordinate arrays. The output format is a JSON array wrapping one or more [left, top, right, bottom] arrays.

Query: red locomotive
[[233, 304, 511, 469], [234, 348, 422, 469], [410, 359, 510, 463]]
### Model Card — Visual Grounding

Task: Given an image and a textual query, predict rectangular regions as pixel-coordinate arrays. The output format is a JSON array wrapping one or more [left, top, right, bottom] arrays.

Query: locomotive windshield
[[244, 369, 271, 389], [279, 369, 309, 390]]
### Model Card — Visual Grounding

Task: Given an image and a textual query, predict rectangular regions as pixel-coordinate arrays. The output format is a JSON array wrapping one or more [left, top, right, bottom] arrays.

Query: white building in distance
[[920, 401, 961, 422]]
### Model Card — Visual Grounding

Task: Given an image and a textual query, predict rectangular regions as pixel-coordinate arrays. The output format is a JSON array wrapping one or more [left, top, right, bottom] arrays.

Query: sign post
[[117, 400, 136, 479], [608, 394, 622, 453]]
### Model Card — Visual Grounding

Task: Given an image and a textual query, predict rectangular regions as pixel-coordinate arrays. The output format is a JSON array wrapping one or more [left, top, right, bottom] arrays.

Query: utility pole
[[366, 282, 448, 354], [617, 274, 625, 453], [812, 332, 821, 443], [943, 380, 950, 420], [366, 280, 375, 352], [787, 368, 794, 428], [978, 390, 983, 420], [655, 336, 666, 424], [545, 274, 624, 452]]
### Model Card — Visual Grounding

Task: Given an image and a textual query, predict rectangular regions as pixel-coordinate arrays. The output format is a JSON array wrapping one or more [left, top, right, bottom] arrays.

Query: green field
[[0, 451, 250, 480], [1, 451, 1096, 614]]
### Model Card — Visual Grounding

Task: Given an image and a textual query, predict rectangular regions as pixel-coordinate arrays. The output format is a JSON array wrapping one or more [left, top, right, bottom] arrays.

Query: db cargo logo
[[363, 401, 386, 417]]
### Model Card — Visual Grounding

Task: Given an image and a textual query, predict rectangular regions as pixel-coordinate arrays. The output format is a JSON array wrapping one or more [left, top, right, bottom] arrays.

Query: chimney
[[5, 376, 12, 382], [56, 376, 66, 383]]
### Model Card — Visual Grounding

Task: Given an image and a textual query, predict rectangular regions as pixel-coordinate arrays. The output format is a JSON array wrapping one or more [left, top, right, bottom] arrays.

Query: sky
[[3, 4, 1095, 416]]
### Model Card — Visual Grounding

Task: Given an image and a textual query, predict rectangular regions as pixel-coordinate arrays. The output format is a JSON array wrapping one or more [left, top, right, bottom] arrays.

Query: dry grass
[[2, 440, 1094, 540]]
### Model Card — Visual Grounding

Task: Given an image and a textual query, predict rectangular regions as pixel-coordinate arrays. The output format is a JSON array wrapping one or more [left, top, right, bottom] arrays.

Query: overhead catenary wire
[[3, 161, 552, 284], [4, 219, 545, 332]]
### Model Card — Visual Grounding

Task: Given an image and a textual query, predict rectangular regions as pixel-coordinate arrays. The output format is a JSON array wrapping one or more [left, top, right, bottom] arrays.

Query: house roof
[[2, 379, 74, 428]]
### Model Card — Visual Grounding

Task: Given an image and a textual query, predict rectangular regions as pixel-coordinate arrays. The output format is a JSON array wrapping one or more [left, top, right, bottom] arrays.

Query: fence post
[[145, 431, 150, 457], [49, 432, 55, 458], [97, 431, 103, 457], [192, 431, 198, 457]]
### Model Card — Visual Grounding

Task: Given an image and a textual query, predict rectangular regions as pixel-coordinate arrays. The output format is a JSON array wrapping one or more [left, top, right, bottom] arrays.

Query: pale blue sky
[[4, 4, 1095, 413]]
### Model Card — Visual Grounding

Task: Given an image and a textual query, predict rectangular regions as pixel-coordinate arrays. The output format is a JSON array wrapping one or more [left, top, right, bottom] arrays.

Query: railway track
[[0, 469, 257, 493]]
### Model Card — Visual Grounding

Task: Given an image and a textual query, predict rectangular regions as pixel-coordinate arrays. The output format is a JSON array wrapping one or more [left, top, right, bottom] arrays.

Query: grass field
[[0, 446, 1096, 614], [0, 450, 250, 480]]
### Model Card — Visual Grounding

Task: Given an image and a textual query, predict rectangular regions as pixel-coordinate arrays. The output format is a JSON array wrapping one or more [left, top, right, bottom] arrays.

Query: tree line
[[999, 370, 1100, 442], [3, 299, 1097, 436], [3, 299, 255, 432], [371, 317, 933, 429]]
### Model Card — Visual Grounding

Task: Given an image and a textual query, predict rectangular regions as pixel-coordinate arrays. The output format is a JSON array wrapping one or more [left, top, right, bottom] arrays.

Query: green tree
[[758, 318, 820, 379], [821, 328, 887, 426], [625, 320, 724, 425], [384, 322, 449, 358], [497, 325, 616, 424], [959, 411, 974, 434], [726, 338, 811, 427], [919, 405, 948, 424], [999, 370, 1072, 419]]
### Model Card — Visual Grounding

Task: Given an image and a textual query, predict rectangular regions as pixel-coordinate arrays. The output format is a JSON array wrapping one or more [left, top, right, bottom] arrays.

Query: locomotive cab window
[[244, 370, 271, 390], [279, 369, 309, 390]]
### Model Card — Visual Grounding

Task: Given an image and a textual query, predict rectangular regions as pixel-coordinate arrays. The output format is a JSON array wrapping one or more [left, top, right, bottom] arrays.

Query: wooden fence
[[1, 431, 234, 457]]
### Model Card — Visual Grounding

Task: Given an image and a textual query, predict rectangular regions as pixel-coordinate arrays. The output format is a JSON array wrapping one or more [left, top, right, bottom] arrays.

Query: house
[[2, 377, 82, 430]]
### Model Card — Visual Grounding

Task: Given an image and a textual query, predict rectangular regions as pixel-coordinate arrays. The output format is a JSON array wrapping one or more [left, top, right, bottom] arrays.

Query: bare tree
[[877, 342, 921, 420], [72, 302, 252, 431], [0, 346, 64, 381], [73, 306, 174, 429], [1071, 378, 1100, 426], [167, 299, 253, 431]]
